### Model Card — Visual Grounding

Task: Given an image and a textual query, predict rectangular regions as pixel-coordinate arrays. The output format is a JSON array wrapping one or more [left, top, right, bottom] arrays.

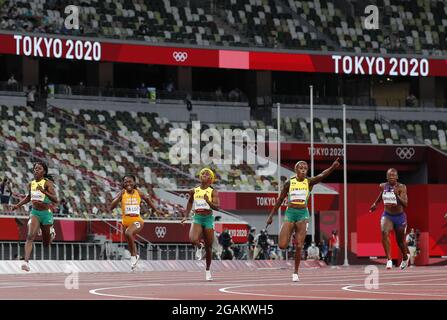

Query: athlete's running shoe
[[386, 259, 393, 269], [400, 254, 410, 270], [292, 273, 300, 282], [131, 255, 140, 271], [21, 262, 30, 272], [206, 270, 213, 281]]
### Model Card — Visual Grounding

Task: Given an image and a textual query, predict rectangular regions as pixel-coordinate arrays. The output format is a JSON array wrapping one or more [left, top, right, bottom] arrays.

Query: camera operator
[[219, 229, 234, 260], [254, 229, 270, 260]]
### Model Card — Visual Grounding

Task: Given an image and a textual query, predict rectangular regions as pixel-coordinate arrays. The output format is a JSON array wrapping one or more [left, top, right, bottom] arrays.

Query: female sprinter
[[181, 168, 219, 281], [369, 168, 410, 270], [11, 161, 58, 272], [110, 175, 161, 270], [267, 158, 340, 282]]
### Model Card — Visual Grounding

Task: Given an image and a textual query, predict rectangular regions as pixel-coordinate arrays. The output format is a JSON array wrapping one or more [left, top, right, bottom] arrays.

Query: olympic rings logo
[[155, 226, 167, 238], [173, 51, 188, 62], [395, 147, 415, 160]]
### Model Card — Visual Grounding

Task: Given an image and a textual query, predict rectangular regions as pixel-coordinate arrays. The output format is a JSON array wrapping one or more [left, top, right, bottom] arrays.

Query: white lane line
[[218, 284, 375, 300], [89, 283, 181, 300], [342, 277, 447, 298]]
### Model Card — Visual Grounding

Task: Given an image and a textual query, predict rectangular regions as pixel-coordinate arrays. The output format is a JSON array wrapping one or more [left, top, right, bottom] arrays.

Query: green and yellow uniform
[[30, 179, 53, 225], [192, 186, 214, 229], [285, 177, 310, 222]]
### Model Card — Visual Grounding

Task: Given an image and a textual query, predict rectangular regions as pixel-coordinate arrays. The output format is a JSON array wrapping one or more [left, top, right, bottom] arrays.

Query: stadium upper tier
[[0, 0, 445, 55]]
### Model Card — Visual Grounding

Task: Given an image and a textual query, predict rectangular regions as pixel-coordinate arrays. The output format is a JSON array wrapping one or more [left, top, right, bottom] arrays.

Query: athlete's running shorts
[[192, 213, 214, 229], [122, 215, 144, 228], [382, 211, 407, 229], [284, 207, 310, 223], [30, 208, 53, 225]]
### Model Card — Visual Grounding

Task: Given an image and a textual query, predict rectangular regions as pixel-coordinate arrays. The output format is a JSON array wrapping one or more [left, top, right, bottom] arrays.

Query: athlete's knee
[[26, 233, 36, 241], [278, 242, 288, 250], [295, 241, 304, 250], [124, 229, 133, 239], [381, 230, 390, 238]]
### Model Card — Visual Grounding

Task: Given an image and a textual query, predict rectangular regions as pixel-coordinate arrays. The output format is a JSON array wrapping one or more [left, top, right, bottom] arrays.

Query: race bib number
[[383, 191, 397, 205], [195, 199, 210, 210], [31, 190, 45, 202], [124, 205, 140, 216], [290, 190, 307, 202]]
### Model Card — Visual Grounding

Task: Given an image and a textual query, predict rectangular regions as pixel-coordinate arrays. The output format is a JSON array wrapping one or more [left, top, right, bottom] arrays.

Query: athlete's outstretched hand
[[266, 215, 273, 226], [180, 216, 188, 224], [11, 204, 19, 211], [332, 157, 341, 169], [369, 203, 376, 213]]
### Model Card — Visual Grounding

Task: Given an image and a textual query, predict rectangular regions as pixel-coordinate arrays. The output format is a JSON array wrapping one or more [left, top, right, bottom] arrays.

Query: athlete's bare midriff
[[288, 203, 307, 210], [384, 204, 404, 215], [31, 201, 50, 211], [194, 210, 212, 216]]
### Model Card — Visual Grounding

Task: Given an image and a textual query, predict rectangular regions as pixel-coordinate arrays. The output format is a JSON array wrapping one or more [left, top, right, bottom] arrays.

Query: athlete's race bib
[[290, 190, 307, 203], [30, 190, 45, 202], [124, 205, 140, 216], [382, 191, 397, 205], [195, 199, 210, 210]]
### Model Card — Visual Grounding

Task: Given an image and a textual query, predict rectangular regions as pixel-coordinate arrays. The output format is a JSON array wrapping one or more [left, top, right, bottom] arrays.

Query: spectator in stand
[[164, 79, 174, 93], [79, 81, 85, 95], [228, 88, 241, 101], [138, 82, 147, 98], [57, 199, 70, 216], [7, 74, 18, 90], [406, 228, 417, 267], [405, 93, 418, 107], [26, 86, 36, 108], [329, 230, 340, 267], [215, 86, 223, 101], [0, 177, 12, 205], [307, 241, 320, 260]]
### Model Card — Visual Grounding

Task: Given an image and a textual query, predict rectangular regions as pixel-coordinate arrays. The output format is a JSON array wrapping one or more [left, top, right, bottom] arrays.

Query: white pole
[[343, 104, 349, 266], [310, 86, 315, 242], [277, 103, 281, 240]]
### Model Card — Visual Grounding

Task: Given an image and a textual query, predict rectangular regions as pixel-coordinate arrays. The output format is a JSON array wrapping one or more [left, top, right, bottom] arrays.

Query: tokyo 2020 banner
[[0, 33, 446, 76]]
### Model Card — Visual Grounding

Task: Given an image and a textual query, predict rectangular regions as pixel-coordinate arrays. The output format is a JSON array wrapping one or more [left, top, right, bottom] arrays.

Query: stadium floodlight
[[343, 104, 349, 267], [310, 86, 315, 242], [277, 102, 282, 240]]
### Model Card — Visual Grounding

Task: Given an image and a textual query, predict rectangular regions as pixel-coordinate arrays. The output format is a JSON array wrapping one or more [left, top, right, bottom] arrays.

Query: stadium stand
[[1, 102, 446, 218], [1, 0, 445, 54]]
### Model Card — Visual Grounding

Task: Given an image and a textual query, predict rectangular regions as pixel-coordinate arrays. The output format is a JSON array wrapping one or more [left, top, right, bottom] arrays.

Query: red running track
[[0, 266, 446, 300]]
